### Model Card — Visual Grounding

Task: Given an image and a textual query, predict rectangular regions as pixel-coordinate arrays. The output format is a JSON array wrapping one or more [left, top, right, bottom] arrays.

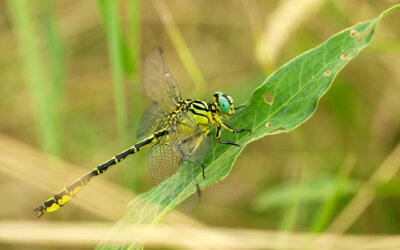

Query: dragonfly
[[34, 48, 250, 217]]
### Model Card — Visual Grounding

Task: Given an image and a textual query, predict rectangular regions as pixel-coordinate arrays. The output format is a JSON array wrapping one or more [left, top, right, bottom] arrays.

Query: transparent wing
[[177, 173, 201, 213], [147, 109, 210, 212], [169, 110, 211, 212], [147, 138, 201, 212], [170, 110, 211, 161], [136, 102, 168, 139], [147, 136, 181, 185], [143, 47, 182, 112]]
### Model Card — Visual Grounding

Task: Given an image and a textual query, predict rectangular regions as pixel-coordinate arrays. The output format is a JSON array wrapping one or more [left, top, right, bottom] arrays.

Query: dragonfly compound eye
[[218, 96, 231, 114]]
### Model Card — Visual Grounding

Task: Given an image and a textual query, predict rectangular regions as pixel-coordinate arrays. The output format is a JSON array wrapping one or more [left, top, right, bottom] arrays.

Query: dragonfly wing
[[148, 114, 207, 212], [148, 137, 181, 185], [136, 102, 168, 139], [167, 111, 211, 212], [143, 48, 182, 112], [170, 110, 211, 161], [148, 136, 201, 211], [177, 172, 201, 212]]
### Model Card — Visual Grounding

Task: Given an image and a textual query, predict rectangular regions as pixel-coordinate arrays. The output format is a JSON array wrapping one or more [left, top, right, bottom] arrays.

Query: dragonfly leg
[[187, 158, 206, 179], [196, 184, 202, 196], [221, 122, 251, 133], [176, 142, 206, 179], [215, 126, 241, 147], [234, 104, 246, 110]]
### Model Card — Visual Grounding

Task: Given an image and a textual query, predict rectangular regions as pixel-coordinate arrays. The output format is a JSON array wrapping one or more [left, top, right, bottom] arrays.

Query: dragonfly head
[[213, 92, 235, 118]]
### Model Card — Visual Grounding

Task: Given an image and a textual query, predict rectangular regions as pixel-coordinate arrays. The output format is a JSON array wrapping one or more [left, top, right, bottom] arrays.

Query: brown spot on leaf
[[324, 71, 332, 76], [340, 52, 350, 59], [263, 92, 274, 105], [250, 136, 257, 142], [265, 122, 272, 128], [350, 29, 360, 38], [356, 24, 374, 44], [271, 127, 286, 133]]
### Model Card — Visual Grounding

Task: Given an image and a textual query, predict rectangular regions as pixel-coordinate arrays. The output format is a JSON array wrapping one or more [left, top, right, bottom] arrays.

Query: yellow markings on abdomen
[[45, 199, 60, 212], [34, 127, 168, 217], [68, 183, 83, 196], [58, 194, 71, 206]]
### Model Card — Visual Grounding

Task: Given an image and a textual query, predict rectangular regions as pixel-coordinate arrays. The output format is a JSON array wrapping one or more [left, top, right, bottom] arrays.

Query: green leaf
[[98, 5, 400, 249]]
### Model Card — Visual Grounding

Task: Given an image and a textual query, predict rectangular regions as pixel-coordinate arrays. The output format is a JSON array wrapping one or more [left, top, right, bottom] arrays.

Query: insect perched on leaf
[[34, 48, 251, 217]]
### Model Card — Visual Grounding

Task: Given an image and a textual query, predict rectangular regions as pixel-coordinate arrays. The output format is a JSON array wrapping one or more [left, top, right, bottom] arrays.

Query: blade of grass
[[128, 0, 142, 135], [275, 160, 304, 250], [241, 0, 263, 42], [312, 138, 400, 248], [8, 0, 61, 156], [97, 0, 129, 147], [310, 154, 356, 232], [41, 0, 65, 156], [325, 140, 400, 234], [97, 0, 135, 189], [127, 0, 146, 191], [41, 0, 65, 103], [153, 0, 206, 97], [251, 175, 362, 211], [256, 0, 327, 73]]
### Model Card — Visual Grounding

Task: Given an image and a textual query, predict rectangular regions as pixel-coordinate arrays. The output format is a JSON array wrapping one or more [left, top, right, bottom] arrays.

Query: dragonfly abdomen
[[34, 128, 168, 217]]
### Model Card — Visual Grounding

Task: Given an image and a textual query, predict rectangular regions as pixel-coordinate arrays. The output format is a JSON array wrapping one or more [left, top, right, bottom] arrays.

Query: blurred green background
[[0, 0, 399, 249]]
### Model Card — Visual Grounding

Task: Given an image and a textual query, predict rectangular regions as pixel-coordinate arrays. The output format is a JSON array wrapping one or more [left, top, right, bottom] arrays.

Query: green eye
[[218, 97, 231, 114]]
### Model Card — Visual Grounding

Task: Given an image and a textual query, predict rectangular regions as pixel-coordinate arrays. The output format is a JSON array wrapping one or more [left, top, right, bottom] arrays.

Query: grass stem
[[8, 0, 61, 156]]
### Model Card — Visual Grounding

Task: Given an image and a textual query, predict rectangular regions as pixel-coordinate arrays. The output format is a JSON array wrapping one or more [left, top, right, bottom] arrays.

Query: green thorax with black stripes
[[169, 99, 219, 134]]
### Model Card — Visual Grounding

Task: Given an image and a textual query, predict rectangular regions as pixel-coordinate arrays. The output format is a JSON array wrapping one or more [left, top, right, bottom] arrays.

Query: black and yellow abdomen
[[34, 129, 167, 217]]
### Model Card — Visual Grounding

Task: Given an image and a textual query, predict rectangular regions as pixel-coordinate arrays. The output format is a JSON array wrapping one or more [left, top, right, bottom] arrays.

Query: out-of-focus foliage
[[252, 175, 362, 211], [0, 1, 399, 249]]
